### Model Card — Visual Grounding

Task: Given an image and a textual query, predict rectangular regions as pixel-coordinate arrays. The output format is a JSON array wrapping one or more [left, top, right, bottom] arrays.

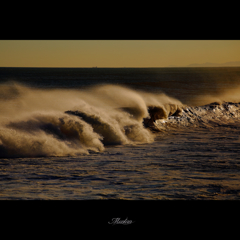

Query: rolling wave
[[0, 82, 240, 158], [0, 83, 156, 158]]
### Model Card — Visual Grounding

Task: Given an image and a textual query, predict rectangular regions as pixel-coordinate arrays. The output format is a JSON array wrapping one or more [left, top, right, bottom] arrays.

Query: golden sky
[[0, 40, 240, 67]]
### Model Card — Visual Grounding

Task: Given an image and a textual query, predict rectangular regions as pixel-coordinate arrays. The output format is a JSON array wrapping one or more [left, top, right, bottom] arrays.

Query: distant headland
[[166, 61, 240, 68], [183, 61, 240, 68]]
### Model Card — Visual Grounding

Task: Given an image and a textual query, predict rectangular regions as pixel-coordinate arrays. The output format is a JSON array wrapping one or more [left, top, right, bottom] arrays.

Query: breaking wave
[[0, 83, 175, 158], [153, 101, 240, 132], [1, 82, 240, 158]]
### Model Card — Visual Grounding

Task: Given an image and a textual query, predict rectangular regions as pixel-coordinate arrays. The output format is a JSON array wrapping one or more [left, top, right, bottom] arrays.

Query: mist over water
[[190, 85, 240, 106], [0, 82, 182, 157]]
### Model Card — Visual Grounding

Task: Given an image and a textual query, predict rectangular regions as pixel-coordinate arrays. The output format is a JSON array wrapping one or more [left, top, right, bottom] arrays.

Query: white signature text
[[108, 217, 134, 225]]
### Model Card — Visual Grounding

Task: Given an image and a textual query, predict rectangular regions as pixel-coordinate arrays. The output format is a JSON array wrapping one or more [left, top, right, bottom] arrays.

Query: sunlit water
[[1, 67, 240, 200]]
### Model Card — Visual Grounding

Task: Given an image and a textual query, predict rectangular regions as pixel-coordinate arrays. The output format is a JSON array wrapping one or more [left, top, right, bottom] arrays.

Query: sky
[[0, 40, 240, 68]]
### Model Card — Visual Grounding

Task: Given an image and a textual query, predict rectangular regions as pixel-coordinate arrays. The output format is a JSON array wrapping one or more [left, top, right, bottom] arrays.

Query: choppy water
[[1, 67, 240, 200]]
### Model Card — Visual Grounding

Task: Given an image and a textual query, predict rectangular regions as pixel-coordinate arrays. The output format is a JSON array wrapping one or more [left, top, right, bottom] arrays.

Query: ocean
[[1, 67, 240, 200]]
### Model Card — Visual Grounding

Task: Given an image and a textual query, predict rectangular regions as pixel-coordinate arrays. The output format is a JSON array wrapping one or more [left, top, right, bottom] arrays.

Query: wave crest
[[0, 83, 160, 158], [152, 101, 240, 131]]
